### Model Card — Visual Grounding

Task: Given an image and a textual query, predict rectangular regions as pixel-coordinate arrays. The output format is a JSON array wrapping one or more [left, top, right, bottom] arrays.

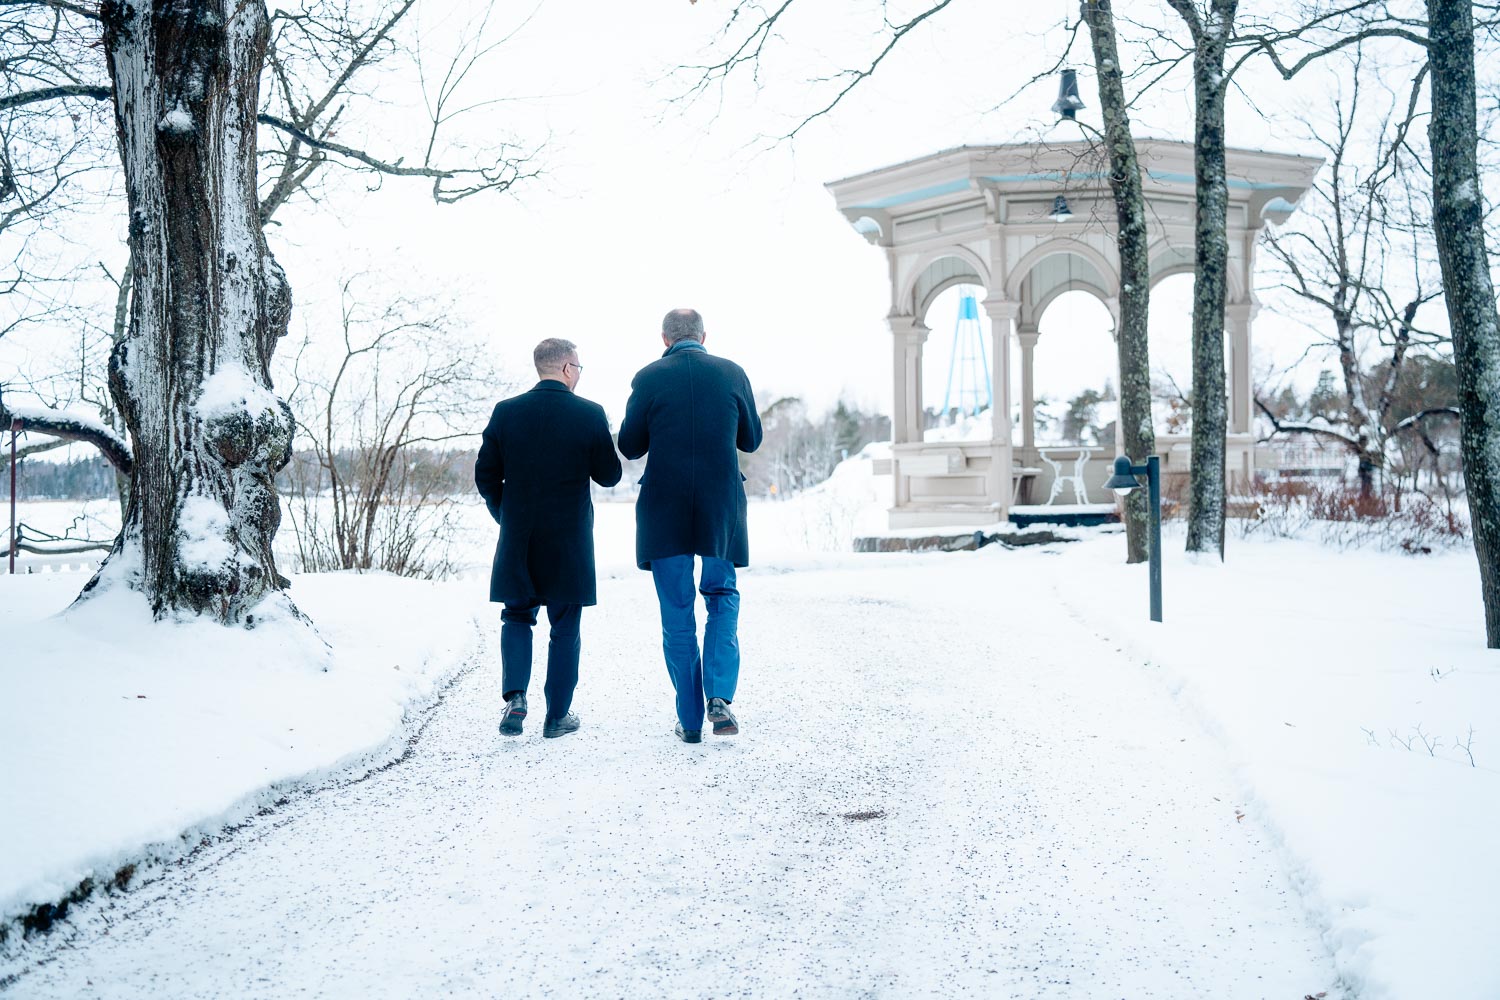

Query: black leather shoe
[[498, 692, 527, 736], [674, 722, 702, 744], [543, 712, 581, 739], [706, 697, 739, 736]]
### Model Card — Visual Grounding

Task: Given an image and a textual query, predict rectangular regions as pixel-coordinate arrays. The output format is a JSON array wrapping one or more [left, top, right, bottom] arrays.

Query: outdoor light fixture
[[1104, 454, 1163, 623], [1052, 68, 1086, 120], [1049, 195, 1074, 222]]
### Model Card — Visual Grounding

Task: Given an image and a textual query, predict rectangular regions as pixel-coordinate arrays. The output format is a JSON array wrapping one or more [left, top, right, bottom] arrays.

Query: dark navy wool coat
[[474, 380, 623, 606], [617, 341, 763, 570]]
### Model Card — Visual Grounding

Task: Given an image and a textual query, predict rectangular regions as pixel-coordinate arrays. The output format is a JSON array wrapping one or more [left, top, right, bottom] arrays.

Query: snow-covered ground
[[2, 462, 1497, 998], [0, 568, 479, 928], [6, 542, 1345, 999], [1062, 532, 1500, 1000]]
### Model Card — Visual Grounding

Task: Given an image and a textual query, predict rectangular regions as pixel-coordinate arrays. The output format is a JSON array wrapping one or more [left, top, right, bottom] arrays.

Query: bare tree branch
[[779, 0, 956, 141], [0, 433, 69, 468], [1393, 406, 1461, 433], [0, 82, 110, 111], [0, 389, 132, 475], [672, 1, 957, 143]]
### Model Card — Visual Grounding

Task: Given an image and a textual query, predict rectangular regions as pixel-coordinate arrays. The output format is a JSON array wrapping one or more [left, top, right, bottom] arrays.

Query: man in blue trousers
[[475, 338, 622, 739], [619, 309, 763, 743]]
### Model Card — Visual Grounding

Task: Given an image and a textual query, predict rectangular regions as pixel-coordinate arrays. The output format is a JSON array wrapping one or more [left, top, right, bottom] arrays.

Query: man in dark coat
[[474, 338, 622, 739], [618, 309, 763, 743]]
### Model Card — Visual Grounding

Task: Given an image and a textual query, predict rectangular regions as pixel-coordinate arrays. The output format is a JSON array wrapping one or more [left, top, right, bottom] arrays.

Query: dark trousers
[[649, 555, 740, 730], [500, 602, 581, 721]]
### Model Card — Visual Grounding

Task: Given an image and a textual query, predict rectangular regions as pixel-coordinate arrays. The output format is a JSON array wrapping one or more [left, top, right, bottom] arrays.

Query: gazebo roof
[[825, 138, 1323, 235]]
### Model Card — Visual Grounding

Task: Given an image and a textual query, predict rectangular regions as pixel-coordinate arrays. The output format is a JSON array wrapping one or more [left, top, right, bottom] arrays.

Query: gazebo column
[[888, 314, 929, 444], [981, 298, 1018, 442], [1104, 296, 1126, 454], [1226, 300, 1255, 434], [1226, 299, 1257, 488], [982, 297, 1019, 516], [1016, 326, 1039, 452]]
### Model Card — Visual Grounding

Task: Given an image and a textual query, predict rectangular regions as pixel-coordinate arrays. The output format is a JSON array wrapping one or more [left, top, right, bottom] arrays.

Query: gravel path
[[8, 555, 1344, 998]]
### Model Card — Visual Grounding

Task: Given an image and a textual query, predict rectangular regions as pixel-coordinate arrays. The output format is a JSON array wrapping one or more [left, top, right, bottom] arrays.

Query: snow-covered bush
[[277, 278, 508, 579], [1238, 480, 1468, 553]]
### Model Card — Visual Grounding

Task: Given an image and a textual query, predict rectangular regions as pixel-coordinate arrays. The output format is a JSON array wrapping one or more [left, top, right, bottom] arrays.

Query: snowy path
[[9, 555, 1343, 999]]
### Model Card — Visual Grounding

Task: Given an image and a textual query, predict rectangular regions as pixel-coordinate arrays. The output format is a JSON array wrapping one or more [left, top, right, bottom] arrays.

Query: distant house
[[1255, 438, 1348, 485]]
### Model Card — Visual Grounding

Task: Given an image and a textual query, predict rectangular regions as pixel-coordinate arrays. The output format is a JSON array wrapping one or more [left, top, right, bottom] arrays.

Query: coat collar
[[531, 379, 572, 393], [662, 340, 707, 358]]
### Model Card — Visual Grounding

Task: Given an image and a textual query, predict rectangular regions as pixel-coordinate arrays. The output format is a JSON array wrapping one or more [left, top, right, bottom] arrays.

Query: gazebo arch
[[826, 139, 1321, 528], [1005, 238, 1120, 303], [901, 247, 991, 316], [1007, 242, 1120, 457], [1147, 240, 1246, 300]]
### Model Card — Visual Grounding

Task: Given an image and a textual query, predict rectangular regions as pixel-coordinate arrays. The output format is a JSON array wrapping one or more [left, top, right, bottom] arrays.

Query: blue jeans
[[650, 555, 740, 730], [500, 602, 581, 722]]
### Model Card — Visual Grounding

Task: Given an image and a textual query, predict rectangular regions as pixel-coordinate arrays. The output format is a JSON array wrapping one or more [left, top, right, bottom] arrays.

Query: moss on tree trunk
[[1085, 0, 1156, 565], [1427, 0, 1500, 646], [1168, 0, 1236, 559]]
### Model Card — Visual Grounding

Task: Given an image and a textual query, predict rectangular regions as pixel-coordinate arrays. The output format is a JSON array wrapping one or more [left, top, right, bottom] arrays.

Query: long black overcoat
[[617, 342, 763, 570], [474, 381, 623, 606]]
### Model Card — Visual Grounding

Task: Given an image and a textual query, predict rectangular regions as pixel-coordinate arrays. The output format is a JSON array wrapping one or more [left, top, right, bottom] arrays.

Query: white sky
[[7, 0, 1409, 434]]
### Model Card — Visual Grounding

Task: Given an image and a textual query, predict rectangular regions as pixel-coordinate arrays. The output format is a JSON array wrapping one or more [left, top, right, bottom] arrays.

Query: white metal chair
[[1038, 449, 1092, 505]]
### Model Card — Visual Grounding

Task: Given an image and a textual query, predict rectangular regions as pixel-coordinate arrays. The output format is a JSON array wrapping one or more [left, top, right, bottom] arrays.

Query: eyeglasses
[[565, 361, 583, 372]]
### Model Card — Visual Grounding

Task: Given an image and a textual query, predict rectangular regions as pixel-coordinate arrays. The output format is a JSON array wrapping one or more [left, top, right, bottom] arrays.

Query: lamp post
[[1104, 454, 1162, 622]]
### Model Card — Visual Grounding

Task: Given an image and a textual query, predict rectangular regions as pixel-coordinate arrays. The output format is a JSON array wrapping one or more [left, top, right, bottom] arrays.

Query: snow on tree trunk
[[92, 1, 297, 624], [1085, 0, 1155, 565], [1427, 0, 1500, 647], [1175, 0, 1235, 559]]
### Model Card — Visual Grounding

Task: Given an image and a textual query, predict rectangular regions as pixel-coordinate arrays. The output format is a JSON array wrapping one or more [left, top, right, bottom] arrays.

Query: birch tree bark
[[93, 0, 296, 623], [1427, 0, 1500, 646], [1084, 0, 1155, 565], [1165, 0, 1236, 559]]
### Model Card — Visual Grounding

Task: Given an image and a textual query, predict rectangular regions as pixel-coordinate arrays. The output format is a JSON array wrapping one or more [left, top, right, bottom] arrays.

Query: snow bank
[[1056, 531, 1500, 1000], [923, 408, 995, 442], [741, 453, 892, 559], [0, 570, 483, 926]]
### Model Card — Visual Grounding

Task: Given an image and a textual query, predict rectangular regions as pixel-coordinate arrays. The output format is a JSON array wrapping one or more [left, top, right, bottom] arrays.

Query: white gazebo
[[825, 139, 1322, 529]]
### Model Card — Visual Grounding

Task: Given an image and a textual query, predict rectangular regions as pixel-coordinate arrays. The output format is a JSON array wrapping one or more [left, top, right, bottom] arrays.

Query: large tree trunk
[[1170, 0, 1236, 559], [1085, 0, 1156, 565], [1427, 0, 1500, 646], [93, 1, 296, 623]]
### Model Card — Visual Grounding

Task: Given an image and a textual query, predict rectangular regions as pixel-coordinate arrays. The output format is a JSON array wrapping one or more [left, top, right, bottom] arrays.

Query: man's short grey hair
[[533, 337, 577, 375], [662, 308, 704, 344]]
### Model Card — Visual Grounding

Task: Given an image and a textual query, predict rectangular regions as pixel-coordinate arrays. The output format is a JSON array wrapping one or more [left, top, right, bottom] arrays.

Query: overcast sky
[[10, 0, 1402, 435]]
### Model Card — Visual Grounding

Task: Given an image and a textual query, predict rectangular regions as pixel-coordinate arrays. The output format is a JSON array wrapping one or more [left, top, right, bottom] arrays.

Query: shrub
[[1237, 478, 1468, 553]]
